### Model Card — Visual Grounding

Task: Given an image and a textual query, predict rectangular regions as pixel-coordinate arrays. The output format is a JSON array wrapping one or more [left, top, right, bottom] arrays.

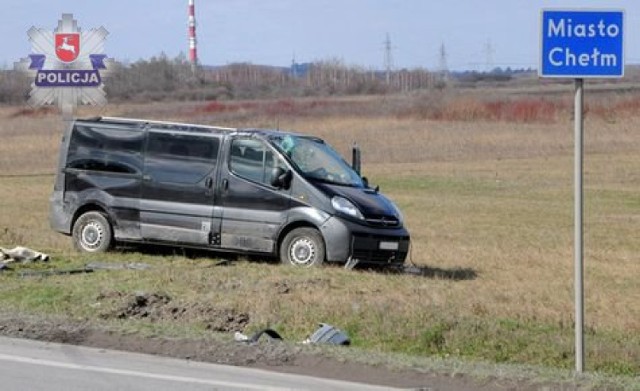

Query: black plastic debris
[[85, 262, 151, 271], [19, 267, 94, 278]]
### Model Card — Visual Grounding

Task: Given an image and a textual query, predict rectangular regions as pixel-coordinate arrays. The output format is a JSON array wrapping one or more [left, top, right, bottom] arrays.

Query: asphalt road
[[0, 336, 403, 390]]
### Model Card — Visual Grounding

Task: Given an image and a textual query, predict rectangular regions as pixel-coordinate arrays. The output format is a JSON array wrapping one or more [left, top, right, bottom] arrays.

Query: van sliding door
[[140, 130, 220, 245]]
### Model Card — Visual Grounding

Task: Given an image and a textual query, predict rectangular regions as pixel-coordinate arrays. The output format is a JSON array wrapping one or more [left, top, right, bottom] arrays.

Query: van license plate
[[379, 241, 399, 251]]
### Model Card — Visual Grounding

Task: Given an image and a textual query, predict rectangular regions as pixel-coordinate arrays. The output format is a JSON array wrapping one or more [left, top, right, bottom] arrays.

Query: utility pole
[[438, 42, 449, 85], [383, 33, 394, 86], [291, 52, 297, 78], [485, 39, 495, 72]]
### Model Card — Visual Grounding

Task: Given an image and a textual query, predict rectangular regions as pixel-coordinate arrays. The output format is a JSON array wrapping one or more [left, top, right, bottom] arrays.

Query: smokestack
[[188, 0, 198, 73]]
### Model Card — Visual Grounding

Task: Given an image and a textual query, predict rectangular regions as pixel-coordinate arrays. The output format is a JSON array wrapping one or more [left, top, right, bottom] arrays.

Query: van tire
[[72, 211, 113, 253], [280, 228, 325, 267]]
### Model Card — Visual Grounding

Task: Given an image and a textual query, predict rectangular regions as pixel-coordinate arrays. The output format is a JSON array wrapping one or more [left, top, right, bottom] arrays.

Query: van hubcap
[[290, 237, 316, 266], [81, 222, 104, 250]]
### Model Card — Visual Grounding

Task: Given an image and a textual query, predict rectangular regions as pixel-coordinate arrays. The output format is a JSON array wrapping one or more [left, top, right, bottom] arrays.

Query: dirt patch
[[0, 314, 89, 345], [0, 312, 294, 367], [99, 291, 250, 332], [110, 291, 172, 319]]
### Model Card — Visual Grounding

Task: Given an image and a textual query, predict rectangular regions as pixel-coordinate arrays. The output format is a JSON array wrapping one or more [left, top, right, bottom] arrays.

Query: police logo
[[14, 13, 115, 115]]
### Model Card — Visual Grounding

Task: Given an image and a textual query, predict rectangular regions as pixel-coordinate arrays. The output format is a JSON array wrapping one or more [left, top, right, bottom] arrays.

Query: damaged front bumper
[[320, 216, 410, 266]]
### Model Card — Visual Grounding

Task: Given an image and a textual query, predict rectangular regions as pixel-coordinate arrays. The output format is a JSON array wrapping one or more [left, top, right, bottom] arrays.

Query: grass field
[[0, 91, 638, 383]]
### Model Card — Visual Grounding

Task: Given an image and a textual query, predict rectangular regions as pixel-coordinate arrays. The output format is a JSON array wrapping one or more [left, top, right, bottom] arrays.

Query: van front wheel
[[280, 228, 325, 267], [72, 211, 113, 253]]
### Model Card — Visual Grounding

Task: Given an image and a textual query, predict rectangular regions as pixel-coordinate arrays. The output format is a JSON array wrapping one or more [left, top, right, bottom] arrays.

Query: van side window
[[67, 125, 144, 174], [145, 132, 220, 184], [230, 139, 283, 186]]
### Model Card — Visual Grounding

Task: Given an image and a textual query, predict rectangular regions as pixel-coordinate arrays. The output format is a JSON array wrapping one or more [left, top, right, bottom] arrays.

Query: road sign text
[[540, 10, 624, 78]]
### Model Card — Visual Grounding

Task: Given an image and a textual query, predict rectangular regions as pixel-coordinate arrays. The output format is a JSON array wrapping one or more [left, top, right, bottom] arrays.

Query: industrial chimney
[[188, 0, 198, 73]]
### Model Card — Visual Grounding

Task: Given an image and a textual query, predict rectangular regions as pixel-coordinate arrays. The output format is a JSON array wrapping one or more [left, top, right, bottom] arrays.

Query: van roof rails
[[96, 116, 236, 131]]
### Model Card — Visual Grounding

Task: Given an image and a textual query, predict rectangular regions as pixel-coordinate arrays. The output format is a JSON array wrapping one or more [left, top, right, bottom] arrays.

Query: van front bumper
[[320, 216, 410, 265]]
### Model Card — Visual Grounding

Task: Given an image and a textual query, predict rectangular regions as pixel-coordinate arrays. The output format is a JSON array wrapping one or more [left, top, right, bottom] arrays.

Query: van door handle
[[142, 175, 151, 181], [205, 177, 213, 188], [222, 179, 229, 191]]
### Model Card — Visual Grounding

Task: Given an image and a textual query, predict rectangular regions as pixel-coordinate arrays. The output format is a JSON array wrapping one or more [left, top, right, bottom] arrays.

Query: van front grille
[[364, 215, 399, 227]]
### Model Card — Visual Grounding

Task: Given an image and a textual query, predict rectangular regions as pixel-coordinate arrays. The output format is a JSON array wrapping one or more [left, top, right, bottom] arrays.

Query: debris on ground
[[210, 259, 233, 267], [19, 267, 94, 278], [85, 262, 151, 271], [235, 323, 350, 346], [303, 323, 350, 346], [234, 328, 283, 344], [0, 246, 49, 263], [15, 262, 152, 278]]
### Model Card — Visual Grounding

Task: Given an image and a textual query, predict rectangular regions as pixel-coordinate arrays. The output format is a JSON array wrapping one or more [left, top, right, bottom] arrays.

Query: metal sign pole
[[574, 78, 585, 373], [541, 8, 623, 375]]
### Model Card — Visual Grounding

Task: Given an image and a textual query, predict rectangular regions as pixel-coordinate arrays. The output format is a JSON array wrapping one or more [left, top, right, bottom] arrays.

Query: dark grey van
[[50, 117, 410, 267]]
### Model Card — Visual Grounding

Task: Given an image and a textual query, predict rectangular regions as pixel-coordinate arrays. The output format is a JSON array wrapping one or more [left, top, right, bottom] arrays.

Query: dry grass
[[0, 91, 639, 377]]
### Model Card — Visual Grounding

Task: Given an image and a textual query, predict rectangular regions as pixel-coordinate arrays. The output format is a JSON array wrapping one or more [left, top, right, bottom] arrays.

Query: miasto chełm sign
[[540, 10, 624, 78]]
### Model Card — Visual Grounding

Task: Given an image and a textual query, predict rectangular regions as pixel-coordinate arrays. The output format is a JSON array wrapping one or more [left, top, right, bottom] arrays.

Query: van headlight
[[331, 196, 364, 220]]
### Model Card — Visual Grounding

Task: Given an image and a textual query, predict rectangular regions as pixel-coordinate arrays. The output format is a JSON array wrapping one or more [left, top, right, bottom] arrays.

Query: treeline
[[211, 58, 435, 99], [0, 54, 439, 103], [108, 54, 438, 101]]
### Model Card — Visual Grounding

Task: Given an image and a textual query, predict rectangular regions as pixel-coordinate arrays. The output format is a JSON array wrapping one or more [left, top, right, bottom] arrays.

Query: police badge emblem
[[14, 14, 115, 116]]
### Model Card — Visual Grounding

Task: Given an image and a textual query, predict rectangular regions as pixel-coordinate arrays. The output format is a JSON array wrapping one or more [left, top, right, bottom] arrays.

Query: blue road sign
[[540, 10, 624, 78]]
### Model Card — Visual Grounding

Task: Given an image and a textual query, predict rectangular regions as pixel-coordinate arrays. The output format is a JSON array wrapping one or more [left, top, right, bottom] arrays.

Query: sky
[[1, 0, 639, 72]]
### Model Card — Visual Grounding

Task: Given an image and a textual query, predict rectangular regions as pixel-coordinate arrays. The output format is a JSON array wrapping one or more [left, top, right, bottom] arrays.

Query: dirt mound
[[100, 291, 250, 332], [204, 308, 250, 332], [115, 292, 172, 319]]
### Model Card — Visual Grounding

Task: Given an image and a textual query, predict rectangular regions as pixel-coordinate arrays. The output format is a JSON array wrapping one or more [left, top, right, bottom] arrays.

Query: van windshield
[[269, 135, 363, 187]]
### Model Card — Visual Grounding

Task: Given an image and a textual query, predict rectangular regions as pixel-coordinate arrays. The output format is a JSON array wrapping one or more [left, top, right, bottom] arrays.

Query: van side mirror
[[271, 167, 292, 189]]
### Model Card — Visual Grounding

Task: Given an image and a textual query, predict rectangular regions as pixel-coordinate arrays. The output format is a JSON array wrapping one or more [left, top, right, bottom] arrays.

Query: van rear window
[[67, 125, 144, 174]]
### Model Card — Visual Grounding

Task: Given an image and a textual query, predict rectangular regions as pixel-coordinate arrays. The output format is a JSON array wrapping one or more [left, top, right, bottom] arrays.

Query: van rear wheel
[[72, 211, 113, 253], [280, 228, 325, 267]]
